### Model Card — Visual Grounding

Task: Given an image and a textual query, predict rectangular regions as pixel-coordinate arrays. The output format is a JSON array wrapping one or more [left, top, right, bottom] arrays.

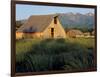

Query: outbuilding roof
[[67, 29, 83, 35]]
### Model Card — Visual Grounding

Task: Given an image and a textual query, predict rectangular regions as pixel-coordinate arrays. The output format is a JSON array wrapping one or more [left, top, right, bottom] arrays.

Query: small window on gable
[[54, 16, 57, 24]]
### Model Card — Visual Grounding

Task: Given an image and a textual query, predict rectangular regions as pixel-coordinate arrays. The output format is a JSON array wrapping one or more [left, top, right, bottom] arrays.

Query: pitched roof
[[17, 14, 59, 32]]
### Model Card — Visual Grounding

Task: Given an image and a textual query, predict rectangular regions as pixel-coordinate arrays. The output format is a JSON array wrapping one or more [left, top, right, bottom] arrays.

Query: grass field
[[16, 38, 95, 73]]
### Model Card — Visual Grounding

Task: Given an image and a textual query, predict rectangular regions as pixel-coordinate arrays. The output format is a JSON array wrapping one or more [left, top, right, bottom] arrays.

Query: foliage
[[16, 21, 22, 30]]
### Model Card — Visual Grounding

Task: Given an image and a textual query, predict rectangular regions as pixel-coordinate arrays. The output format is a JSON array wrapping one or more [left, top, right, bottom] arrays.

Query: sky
[[16, 4, 94, 20]]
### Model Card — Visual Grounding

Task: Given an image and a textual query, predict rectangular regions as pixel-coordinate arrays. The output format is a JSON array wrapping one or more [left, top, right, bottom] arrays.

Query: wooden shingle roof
[[17, 14, 58, 32]]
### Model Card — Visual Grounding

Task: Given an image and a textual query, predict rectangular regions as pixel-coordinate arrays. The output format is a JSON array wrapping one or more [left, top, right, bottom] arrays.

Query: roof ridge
[[30, 13, 60, 17]]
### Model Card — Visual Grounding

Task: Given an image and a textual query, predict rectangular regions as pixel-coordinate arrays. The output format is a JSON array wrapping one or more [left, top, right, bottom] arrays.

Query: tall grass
[[16, 39, 41, 62], [16, 38, 95, 73], [67, 38, 94, 48]]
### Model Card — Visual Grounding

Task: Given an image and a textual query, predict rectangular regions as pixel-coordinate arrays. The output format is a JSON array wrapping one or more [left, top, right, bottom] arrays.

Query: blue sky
[[16, 4, 94, 20]]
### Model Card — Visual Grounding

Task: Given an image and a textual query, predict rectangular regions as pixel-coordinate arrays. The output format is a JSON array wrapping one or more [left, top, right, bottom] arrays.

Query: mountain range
[[17, 12, 94, 30], [58, 12, 94, 29]]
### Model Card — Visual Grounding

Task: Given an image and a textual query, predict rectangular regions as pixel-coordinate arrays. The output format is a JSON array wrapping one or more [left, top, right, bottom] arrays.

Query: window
[[51, 28, 54, 38], [51, 28, 54, 32], [54, 17, 57, 24]]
